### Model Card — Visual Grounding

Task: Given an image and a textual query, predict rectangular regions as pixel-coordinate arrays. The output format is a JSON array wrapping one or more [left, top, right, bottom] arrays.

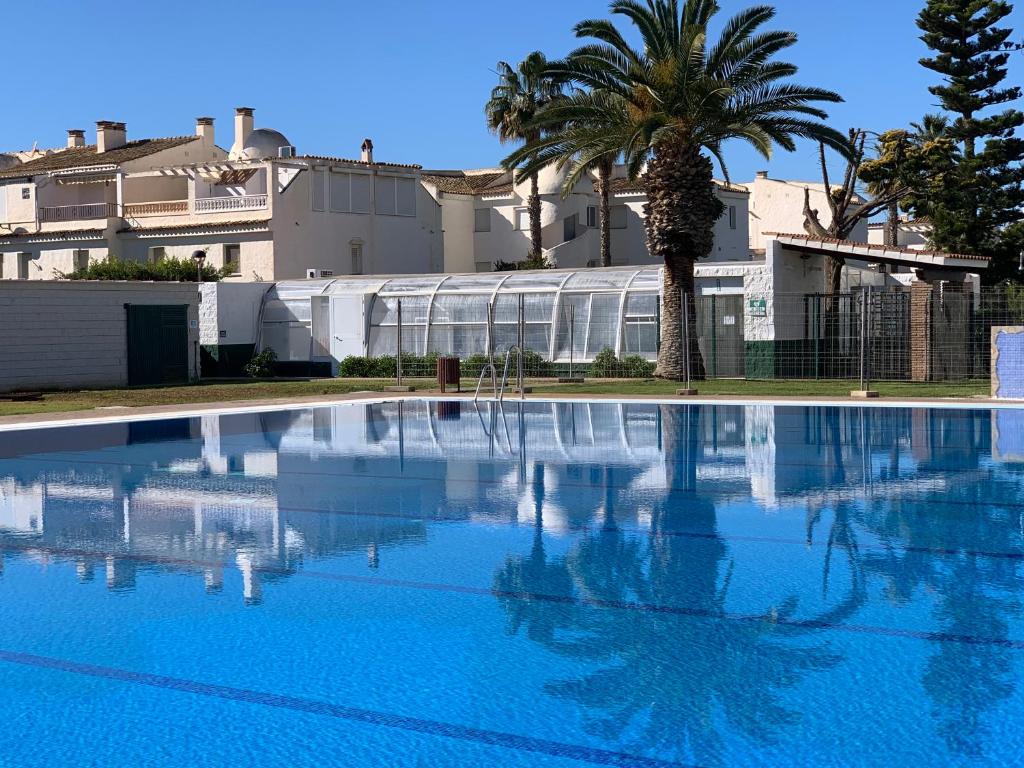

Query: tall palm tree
[[485, 52, 563, 262], [505, 0, 848, 379]]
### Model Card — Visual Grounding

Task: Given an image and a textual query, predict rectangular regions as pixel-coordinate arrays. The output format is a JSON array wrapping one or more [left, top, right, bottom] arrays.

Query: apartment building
[[0, 109, 443, 281]]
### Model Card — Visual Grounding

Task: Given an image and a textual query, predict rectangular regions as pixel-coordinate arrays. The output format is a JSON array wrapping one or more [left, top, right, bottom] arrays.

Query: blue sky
[[7, 0, 1022, 182]]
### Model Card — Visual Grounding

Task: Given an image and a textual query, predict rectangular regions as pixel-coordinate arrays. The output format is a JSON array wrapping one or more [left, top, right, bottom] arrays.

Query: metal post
[[569, 304, 575, 380], [682, 291, 692, 391], [396, 298, 403, 387], [853, 286, 878, 398], [518, 293, 525, 398]]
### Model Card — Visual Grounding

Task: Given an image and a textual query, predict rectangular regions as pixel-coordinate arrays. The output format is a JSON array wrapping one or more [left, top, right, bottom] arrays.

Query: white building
[[867, 217, 933, 250], [0, 109, 443, 281], [422, 164, 751, 273], [746, 171, 869, 252]]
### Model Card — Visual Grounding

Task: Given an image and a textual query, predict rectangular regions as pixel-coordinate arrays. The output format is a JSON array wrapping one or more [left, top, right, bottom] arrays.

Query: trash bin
[[437, 356, 461, 393]]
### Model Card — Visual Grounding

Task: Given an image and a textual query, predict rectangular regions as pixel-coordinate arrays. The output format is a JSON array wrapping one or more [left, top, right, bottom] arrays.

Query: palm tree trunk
[[529, 173, 542, 260], [884, 201, 899, 247], [598, 159, 612, 268], [645, 143, 721, 380]]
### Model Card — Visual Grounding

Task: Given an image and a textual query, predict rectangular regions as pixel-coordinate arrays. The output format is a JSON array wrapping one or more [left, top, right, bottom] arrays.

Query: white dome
[[238, 128, 293, 160]]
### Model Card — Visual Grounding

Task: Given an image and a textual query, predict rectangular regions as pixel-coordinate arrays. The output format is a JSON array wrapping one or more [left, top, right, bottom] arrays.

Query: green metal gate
[[126, 304, 189, 386], [697, 294, 745, 378]]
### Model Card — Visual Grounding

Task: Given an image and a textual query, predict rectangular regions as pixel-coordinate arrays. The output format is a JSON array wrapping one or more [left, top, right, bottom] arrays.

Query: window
[[329, 171, 351, 212], [586, 205, 597, 228], [514, 208, 530, 231], [474, 208, 491, 232], [351, 174, 371, 214], [350, 242, 363, 275], [728, 205, 737, 230], [224, 244, 241, 274], [72, 249, 89, 272], [375, 176, 416, 216], [610, 205, 628, 229], [21, 188, 30, 200], [17, 252, 31, 280], [148, 246, 166, 264], [312, 168, 326, 211], [563, 214, 577, 242]]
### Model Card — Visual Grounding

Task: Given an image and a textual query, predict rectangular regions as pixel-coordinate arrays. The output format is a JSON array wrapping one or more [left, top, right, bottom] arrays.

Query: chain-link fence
[[339, 284, 1024, 387]]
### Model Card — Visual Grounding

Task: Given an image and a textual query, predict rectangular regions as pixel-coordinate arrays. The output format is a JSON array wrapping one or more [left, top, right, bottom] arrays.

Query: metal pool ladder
[[473, 346, 525, 402]]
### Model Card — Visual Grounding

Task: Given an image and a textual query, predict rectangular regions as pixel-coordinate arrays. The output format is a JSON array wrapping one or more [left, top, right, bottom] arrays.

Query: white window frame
[[224, 244, 241, 275], [328, 168, 372, 214], [514, 207, 530, 231], [586, 205, 597, 228]]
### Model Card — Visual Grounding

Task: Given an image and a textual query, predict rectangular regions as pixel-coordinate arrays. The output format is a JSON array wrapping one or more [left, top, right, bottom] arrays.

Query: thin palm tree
[[485, 52, 563, 262], [505, 0, 848, 379]]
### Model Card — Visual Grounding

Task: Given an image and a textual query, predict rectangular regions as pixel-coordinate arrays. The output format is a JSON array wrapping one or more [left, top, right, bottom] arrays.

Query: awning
[[767, 233, 989, 272]]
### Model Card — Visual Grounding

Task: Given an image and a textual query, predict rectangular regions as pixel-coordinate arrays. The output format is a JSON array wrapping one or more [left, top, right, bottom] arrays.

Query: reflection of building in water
[[0, 402, 1019, 602]]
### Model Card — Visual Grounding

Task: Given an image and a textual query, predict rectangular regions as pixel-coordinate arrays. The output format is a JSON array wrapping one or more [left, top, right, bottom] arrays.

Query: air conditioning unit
[[279, 145, 297, 158], [306, 269, 334, 279]]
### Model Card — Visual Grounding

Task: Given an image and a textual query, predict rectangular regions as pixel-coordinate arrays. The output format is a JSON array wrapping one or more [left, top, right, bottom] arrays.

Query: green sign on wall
[[748, 298, 767, 317]]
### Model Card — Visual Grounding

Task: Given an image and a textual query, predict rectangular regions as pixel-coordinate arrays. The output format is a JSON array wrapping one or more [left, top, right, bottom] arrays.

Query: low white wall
[[0, 281, 199, 392], [199, 282, 271, 346]]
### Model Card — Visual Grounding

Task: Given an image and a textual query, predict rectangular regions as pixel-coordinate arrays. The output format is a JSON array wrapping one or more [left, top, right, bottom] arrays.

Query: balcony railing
[[39, 202, 118, 222], [194, 194, 268, 213], [123, 200, 189, 217]]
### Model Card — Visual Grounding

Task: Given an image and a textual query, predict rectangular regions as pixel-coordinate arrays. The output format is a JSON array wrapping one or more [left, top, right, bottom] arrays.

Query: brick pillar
[[910, 281, 933, 382]]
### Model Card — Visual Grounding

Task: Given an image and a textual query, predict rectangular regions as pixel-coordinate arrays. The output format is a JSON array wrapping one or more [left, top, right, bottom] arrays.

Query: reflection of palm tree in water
[[493, 405, 845, 765], [814, 408, 1020, 758]]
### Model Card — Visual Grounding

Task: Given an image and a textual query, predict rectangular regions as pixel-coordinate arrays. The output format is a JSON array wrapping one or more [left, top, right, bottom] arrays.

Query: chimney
[[755, 170, 769, 179], [96, 121, 126, 153], [66, 129, 85, 149], [195, 117, 214, 144], [361, 138, 374, 164], [232, 107, 254, 158]]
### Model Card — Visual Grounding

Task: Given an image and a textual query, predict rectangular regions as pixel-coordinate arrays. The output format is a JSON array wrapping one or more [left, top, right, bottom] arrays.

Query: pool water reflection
[[0, 401, 1021, 767]]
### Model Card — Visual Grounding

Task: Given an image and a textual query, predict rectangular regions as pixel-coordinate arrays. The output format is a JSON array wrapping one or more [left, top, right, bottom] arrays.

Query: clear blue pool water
[[0, 399, 1022, 767]]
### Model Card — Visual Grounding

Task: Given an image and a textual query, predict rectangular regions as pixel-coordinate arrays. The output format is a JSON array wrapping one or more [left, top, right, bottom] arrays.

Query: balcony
[[194, 194, 267, 214], [123, 200, 189, 217], [39, 202, 118, 223]]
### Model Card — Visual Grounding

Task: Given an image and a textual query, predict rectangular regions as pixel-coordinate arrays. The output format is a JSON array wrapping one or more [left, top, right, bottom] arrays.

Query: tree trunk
[[884, 201, 899, 247], [528, 173, 542, 260], [645, 143, 722, 380], [598, 159, 612, 268], [824, 256, 844, 294]]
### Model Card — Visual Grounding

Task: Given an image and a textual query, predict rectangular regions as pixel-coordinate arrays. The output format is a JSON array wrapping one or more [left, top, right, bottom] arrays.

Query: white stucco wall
[[747, 175, 869, 251], [199, 281, 271, 346]]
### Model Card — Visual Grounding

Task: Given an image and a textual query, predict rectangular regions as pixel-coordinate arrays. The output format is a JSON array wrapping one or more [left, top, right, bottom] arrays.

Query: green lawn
[[0, 377, 991, 419]]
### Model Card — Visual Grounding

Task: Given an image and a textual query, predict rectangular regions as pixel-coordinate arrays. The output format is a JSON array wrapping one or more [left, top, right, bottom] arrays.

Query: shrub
[[620, 354, 656, 378], [244, 348, 277, 378], [60, 255, 223, 282], [339, 356, 374, 377], [589, 348, 621, 378]]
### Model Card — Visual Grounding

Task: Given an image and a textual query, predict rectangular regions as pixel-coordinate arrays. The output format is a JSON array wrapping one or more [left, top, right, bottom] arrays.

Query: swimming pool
[[0, 399, 1021, 766]]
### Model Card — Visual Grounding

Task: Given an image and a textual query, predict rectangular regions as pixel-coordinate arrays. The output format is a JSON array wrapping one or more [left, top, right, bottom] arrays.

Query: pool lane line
[[0, 649, 691, 768], [2, 539, 1022, 651]]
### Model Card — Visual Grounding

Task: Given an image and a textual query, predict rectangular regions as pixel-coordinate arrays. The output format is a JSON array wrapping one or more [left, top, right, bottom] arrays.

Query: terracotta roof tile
[[609, 176, 748, 195], [0, 137, 200, 179], [118, 219, 270, 234], [0, 228, 105, 242], [298, 155, 421, 170], [766, 232, 989, 263]]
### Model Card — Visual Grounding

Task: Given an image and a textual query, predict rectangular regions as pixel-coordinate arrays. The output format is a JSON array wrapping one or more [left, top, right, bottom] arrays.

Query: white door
[[330, 295, 367, 365]]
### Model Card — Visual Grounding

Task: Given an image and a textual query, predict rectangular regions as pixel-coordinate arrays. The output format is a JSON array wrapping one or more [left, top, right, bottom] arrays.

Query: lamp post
[[191, 250, 207, 283]]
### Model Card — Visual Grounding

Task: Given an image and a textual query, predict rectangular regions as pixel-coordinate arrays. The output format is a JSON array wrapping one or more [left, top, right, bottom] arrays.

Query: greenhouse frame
[[259, 267, 665, 365]]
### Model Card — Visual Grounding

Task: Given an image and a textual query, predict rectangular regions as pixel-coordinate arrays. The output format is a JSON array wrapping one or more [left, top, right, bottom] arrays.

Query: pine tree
[[916, 0, 1024, 281]]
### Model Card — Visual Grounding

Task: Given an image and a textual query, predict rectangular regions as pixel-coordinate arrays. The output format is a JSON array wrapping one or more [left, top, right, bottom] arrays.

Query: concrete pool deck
[[0, 390, 1021, 431]]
